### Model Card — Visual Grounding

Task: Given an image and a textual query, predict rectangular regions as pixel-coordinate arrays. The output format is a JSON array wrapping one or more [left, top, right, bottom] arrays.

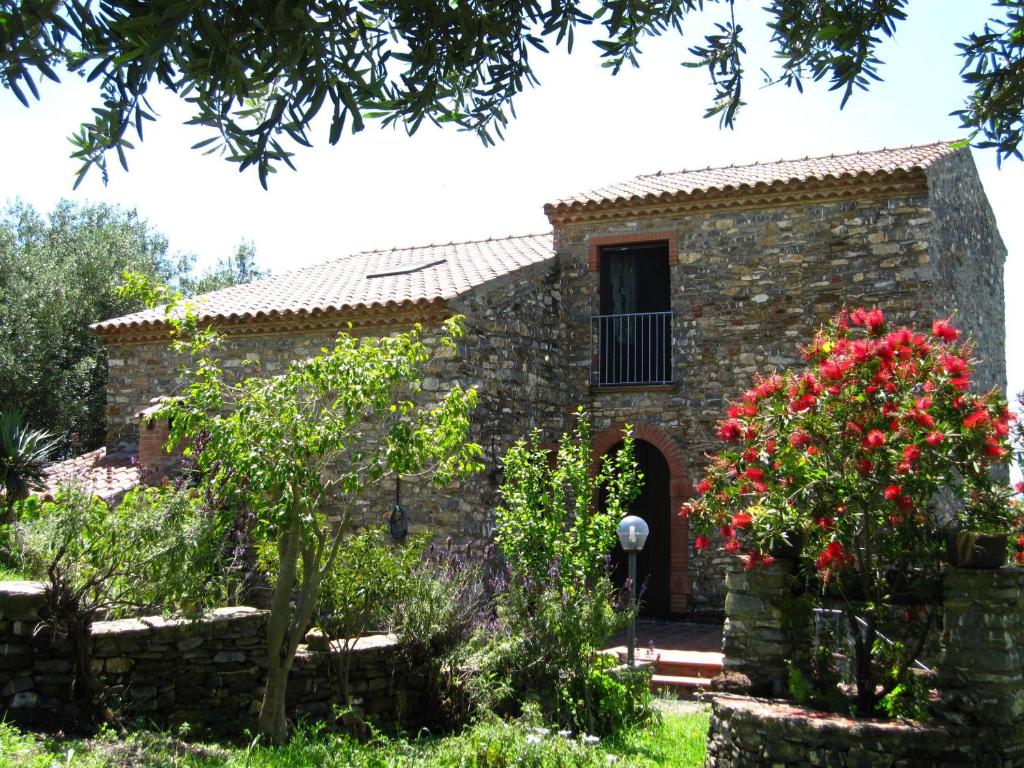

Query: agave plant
[[1, 410, 58, 516]]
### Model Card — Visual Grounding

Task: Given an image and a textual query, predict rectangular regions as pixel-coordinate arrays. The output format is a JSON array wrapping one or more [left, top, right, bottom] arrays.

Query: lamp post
[[617, 515, 649, 668]]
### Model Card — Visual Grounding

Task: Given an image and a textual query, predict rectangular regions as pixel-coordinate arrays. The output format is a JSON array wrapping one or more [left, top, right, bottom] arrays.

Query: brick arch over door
[[593, 422, 692, 614]]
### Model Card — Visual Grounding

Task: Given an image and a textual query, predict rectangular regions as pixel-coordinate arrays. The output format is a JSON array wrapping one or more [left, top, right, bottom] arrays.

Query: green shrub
[[471, 413, 647, 736]]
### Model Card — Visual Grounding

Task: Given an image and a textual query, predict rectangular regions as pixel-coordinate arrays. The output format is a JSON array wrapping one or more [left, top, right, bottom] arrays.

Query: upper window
[[599, 242, 671, 315], [592, 242, 673, 387]]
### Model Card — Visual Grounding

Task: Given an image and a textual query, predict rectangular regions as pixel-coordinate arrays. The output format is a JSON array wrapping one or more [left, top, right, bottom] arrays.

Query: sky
[[1, 1, 1021, 437]]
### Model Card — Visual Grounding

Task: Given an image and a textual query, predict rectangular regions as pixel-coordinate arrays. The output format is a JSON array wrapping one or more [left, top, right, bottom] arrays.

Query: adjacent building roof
[[545, 141, 960, 223], [39, 447, 142, 503], [94, 233, 555, 341]]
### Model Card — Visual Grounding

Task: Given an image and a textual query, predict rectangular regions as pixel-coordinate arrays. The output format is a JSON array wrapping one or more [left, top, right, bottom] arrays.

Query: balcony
[[591, 311, 673, 387]]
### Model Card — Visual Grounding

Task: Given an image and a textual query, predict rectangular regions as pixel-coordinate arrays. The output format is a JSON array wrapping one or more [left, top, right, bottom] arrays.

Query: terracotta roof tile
[[546, 141, 960, 212], [94, 233, 554, 334], [39, 447, 142, 503]]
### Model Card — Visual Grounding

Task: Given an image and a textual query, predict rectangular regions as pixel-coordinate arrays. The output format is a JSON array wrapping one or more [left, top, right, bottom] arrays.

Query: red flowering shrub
[[681, 308, 1016, 716]]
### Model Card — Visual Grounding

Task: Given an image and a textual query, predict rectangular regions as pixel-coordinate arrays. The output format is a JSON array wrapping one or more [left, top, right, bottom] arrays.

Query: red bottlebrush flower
[[896, 460, 913, 474], [1016, 551, 1024, 566], [940, 353, 969, 375], [789, 431, 811, 448], [897, 496, 914, 512], [914, 411, 936, 428], [963, 408, 990, 430], [727, 405, 743, 418], [845, 420, 862, 435], [857, 458, 874, 475], [696, 478, 712, 496], [720, 525, 734, 539], [815, 516, 835, 531], [889, 418, 900, 432], [695, 535, 711, 550], [724, 538, 743, 553], [865, 308, 885, 332], [789, 393, 817, 412], [952, 395, 966, 410], [993, 419, 1009, 438], [742, 447, 759, 463], [743, 467, 765, 483], [1017, 533, 1024, 548], [884, 485, 902, 500], [863, 429, 886, 450], [932, 318, 960, 342], [903, 445, 921, 462], [915, 396, 933, 412], [741, 388, 760, 404], [815, 541, 851, 570], [679, 503, 695, 518], [1015, 481, 1024, 494], [732, 512, 753, 529], [983, 439, 1007, 459], [806, 445, 820, 456], [951, 376, 971, 392], [765, 439, 778, 454], [717, 419, 743, 442], [820, 360, 842, 380]]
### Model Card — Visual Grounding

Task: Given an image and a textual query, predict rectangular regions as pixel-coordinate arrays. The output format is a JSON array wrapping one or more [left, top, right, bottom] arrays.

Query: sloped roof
[[94, 233, 555, 337], [545, 141, 959, 216], [39, 447, 141, 503]]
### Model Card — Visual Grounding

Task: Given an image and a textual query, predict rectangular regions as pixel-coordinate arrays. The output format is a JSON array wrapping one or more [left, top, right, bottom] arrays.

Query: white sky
[[1, 1, 1020, 445]]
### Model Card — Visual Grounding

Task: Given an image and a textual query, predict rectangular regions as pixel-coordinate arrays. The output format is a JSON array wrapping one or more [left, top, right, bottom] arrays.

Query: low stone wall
[[0, 581, 421, 733], [707, 564, 1024, 767], [705, 695, 1024, 768]]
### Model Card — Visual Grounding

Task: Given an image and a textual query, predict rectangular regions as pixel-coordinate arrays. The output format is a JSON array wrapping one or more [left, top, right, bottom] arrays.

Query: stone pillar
[[936, 566, 1024, 728], [719, 558, 806, 698]]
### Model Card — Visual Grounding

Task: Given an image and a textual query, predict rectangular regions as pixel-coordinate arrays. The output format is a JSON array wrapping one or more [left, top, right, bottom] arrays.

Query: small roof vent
[[366, 258, 446, 279]]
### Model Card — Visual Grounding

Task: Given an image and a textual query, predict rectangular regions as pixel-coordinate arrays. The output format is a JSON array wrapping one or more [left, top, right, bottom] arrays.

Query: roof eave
[[544, 168, 932, 227], [93, 298, 453, 345]]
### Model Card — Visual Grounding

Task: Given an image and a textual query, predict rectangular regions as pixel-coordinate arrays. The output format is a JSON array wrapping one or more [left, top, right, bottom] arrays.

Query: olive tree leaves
[[2, 0, 1022, 187]]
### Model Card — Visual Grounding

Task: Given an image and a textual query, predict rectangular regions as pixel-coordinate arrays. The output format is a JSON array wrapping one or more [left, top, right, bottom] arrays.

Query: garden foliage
[[121, 273, 483, 743], [683, 308, 1017, 717], [472, 414, 649, 735]]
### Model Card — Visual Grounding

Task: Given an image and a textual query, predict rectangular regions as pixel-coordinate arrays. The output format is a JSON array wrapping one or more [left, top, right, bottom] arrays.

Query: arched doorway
[[606, 440, 672, 616], [594, 421, 691, 614]]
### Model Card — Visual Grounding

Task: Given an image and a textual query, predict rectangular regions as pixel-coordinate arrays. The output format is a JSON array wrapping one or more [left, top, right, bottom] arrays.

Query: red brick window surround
[[587, 231, 679, 272]]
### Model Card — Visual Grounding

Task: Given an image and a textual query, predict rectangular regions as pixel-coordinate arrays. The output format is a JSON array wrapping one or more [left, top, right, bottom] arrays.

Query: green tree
[[0, 1, 1021, 188], [124, 274, 483, 743], [178, 241, 269, 296], [0, 200, 264, 454]]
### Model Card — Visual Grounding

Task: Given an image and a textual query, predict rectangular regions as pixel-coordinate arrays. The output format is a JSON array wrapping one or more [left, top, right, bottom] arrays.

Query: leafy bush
[[10, 486, 235, 726], [391, 538, 486, 730], [471, 413, 646, 735], [683, 308, 1016, 717]]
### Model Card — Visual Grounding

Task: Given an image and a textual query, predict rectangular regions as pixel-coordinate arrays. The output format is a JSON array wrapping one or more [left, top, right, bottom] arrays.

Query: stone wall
[[559, 188, 933, 612], [924, 151, 1007, 396], [101, 258, 572, 546], [704, 694, 1024, 768], [706, 565, 1024, 767], [0, 581, 421, 734]]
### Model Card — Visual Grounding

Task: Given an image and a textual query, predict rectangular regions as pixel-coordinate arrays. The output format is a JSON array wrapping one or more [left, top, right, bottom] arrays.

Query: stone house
[[46, 140, 1007, 616]]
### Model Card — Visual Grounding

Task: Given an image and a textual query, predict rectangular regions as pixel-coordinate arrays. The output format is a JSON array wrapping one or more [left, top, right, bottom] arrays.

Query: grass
[[0, 709, 710, 768]]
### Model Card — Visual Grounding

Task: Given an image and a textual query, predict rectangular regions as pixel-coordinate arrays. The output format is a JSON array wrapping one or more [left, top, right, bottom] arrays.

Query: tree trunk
[[258, 512, 301, 744]]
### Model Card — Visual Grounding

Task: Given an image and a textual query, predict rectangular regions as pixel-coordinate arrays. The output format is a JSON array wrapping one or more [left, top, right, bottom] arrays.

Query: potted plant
[[681, 308, 1016, 718]]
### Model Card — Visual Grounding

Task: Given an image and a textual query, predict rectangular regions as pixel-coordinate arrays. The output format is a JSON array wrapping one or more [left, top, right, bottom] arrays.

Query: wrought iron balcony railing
[[591, 311, 673, 387]]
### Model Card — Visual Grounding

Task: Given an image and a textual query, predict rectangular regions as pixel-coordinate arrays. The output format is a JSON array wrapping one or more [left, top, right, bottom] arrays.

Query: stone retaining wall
[[706, 565, 1024, 767], [0, 581, 421, 734], [705, 694, 1024, 768]]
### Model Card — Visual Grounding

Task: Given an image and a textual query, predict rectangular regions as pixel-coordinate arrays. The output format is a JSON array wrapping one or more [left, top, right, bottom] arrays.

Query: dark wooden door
[[608, 440, 672, 616]]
